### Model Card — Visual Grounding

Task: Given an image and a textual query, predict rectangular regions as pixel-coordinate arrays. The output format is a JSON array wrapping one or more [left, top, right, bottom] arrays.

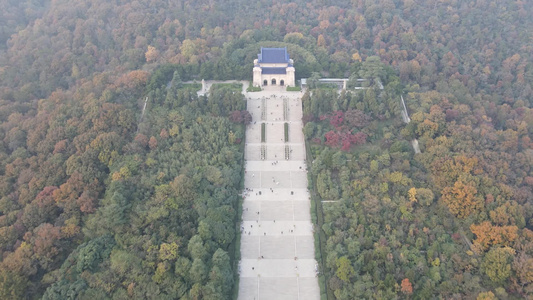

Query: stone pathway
[[238, 87, 320, 300]]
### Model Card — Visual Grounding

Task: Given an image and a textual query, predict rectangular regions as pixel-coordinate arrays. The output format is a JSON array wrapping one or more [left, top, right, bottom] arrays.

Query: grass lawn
[[180, 83, 202, 91], [212, 82, 243, 92], [286, 86, 301, 91]]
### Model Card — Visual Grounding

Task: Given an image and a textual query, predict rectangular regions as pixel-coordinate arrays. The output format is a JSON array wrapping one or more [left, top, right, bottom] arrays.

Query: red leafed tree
[[229, 110, 252, 125], [21, 186, 60, 230], [160, 129, 169, 139], [229, 110, 242, 123], [241, 110, 252, 125], [341, 135, 352, 151], [325, 131, 340, 147], [326, 131, 367, 150], [53, 172, 85, 211], [32, 223, 61, 259], [350, 132, 367, 145], [445, 109, 460, 121], [134, 133, 149, 147], [329, 111, 344, 128], [149, 136, 158, 150], [302, 114, 315, 124], [36, 186, 59, 207], [345, 109, 371, 128], [77, 190, 97, 213], [114, 70, 150, 91], [401, 278, 413, 295], [77, 178, 102, 214], [53, 139, 68, 154]]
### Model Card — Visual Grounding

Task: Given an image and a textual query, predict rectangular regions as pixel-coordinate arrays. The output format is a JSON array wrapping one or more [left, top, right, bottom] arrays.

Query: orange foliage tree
[[431, 155, 480, 189], [441, 180, 483, 218], [401, 278, 413, 295], [470, 221, 519, 253]]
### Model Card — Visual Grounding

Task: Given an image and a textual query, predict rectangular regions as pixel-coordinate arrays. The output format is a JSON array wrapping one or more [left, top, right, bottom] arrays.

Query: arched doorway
[[280, 80, 285, 86], [263, 79, 268, 86], [271, 78, 276, 85]]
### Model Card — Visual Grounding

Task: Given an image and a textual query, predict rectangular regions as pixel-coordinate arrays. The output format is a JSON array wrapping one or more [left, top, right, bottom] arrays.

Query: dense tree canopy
[[304, 78, 532, 298]]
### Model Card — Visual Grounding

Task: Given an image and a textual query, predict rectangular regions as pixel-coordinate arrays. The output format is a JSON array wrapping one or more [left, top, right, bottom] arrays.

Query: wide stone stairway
[[238, 88, 320, 300]]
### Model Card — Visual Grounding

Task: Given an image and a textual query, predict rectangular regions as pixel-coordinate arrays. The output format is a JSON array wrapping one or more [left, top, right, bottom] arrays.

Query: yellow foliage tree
[[61, 216, 80, 238], [283, 32, 304, 44], [416, 119, 439, 137], [153, 262, 167, 283], [111, 171, 123, 181], [119, 166, 131, 179], [180, 39, 195, 57], [145, 45, 159, 62], [228, 131, 236, 144], [317, 34, 326, 48], [408, 187, 417, 203], [335, 256, 354, 282], [390, 172, 404, 183], [169, 125, 180, 137], [477, 291, 496, 300], [159, 242, 179, 261]]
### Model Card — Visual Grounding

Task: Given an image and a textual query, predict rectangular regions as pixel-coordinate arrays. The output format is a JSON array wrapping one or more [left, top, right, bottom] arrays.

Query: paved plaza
[[238, 87, 320, 300]]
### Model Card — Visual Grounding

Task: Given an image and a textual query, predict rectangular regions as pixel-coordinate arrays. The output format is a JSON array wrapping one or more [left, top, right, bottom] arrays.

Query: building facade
[[253, 47, 295, 87]]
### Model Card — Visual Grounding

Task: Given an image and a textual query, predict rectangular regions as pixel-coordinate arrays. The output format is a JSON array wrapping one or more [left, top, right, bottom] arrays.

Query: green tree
[[307, 72, 321, 89], [170, 71, 182, 89], [359, 56, 385, 86], [188, 235, 207, 261], [189, 259, 207, 284], [209, 249, 233, 296], [482, 247, 515, 284], [0, 269, 28, 300]]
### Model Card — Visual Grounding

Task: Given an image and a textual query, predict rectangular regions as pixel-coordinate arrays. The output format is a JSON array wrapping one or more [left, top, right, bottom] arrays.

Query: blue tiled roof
[[262, 67, 287, 75], [258, 47, 290, 63]]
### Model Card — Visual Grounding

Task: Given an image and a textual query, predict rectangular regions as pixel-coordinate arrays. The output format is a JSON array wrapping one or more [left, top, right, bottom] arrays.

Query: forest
[[304, 57, 532, 299], [0, 0, 532, 299]]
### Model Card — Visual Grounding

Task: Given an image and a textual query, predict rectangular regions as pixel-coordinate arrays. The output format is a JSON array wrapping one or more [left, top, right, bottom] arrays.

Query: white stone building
[[253, 47, 295, 87]]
